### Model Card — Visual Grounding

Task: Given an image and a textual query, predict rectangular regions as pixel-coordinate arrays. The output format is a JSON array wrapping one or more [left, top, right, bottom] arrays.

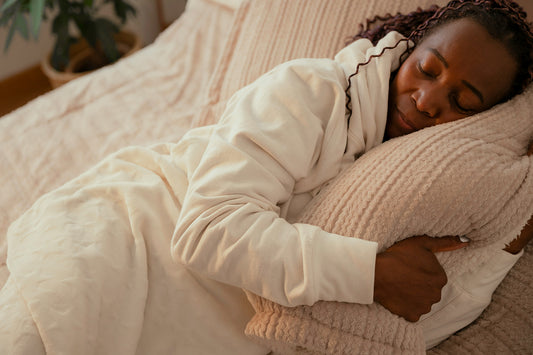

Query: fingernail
[[459, 236, 470, 243]]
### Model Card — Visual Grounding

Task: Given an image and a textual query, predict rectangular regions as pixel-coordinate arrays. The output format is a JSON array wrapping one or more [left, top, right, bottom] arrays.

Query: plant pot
[[40, 31, 142, 89]]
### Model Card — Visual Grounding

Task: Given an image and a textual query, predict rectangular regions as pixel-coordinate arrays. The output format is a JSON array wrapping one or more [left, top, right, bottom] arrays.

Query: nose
[[411, 85, 444, 118]]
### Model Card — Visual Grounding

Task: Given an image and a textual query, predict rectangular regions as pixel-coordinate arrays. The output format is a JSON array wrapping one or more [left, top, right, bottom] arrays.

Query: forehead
[[416, 18, 517, 105]]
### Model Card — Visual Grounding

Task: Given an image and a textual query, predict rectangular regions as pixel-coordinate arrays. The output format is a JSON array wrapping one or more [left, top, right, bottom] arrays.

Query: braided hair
[[344, 0, 533, 117]]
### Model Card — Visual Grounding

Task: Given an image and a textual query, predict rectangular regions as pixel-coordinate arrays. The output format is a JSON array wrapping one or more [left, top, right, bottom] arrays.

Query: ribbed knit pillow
[[193, 0, 448, 127], [244, 87, 533, 354]]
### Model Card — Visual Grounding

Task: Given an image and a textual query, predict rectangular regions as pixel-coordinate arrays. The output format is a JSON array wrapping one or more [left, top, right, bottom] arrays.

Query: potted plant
[[0, 0, 140, 87]]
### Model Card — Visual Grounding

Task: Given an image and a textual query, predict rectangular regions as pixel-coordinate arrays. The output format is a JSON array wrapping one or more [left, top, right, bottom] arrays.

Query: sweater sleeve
[[171, 59, 378, 307]]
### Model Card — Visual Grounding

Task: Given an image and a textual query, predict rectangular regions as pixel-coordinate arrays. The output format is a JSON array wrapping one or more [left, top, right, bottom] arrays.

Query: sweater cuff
[[312, 230, 378, 304]]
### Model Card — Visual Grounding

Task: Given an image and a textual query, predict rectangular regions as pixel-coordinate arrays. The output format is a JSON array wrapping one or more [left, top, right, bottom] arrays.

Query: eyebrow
[[429, 48, 448, 68], [462, 80, 484, 104], [428, 47, 485, 104]]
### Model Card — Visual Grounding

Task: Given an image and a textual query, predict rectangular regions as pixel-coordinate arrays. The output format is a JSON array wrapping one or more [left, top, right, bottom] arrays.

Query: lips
[[386, 103, 420, 139], [395, 107, 416, 131]]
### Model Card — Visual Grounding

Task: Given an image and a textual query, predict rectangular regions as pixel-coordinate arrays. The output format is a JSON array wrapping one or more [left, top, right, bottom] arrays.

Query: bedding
[[244, 86, 533, 354], [0, 0, 236, 289], [0, 0, 532, 353], [192, 0, 243, 10]]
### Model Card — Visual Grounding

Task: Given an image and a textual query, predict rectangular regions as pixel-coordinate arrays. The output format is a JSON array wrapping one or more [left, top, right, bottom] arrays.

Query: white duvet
[[0, 0, 235, 289], [1, 143, 266, 354]]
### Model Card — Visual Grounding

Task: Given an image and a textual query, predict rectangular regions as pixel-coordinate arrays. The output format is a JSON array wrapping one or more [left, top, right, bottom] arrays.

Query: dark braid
[[344, 0, 533, 121]]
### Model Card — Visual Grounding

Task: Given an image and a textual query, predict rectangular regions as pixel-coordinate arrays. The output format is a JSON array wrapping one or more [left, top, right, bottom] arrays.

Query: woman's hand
[[374, 235, 469, 322]]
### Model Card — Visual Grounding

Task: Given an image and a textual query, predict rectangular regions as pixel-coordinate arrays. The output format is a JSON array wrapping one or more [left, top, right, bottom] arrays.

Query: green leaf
[[76, 19, 97, 47], [122, 1, 136, 17], [29, 0, 44, 38], [94, 17, 119, 62], [4, 16, 16, 51], [0, 0, 18, 13], [50, 35, 70, 70], [0, 9, 13, 26], [50, 11, 69, 69], [14, 11, 28, 39], [111, 0, 135, 24], [51, 10, 67, 34]]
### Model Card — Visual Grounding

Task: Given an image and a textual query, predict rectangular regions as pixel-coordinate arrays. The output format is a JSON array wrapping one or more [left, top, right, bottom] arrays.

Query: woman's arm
[[171, 59, 380, 307]]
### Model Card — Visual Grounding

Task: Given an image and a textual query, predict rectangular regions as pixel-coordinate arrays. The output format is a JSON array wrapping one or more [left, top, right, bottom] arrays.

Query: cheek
[[393, 62, 417, 94]]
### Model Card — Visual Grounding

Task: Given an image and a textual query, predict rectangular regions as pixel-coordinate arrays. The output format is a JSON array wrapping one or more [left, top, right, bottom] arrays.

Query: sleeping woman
[[1, 0, 532, 354]]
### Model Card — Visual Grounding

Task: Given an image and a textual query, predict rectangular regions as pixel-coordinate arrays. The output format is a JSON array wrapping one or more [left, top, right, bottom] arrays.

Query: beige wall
[[0, 0, 186, 81]]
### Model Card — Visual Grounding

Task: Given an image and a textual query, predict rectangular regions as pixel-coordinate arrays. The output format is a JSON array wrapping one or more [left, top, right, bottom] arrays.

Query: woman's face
[[385, 18, 518, 139]]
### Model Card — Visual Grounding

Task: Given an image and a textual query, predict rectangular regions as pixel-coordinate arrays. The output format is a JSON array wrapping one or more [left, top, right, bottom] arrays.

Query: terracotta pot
[[41, 31, 142, 88]]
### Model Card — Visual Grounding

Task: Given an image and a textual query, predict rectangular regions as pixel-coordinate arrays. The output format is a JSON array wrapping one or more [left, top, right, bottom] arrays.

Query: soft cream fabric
[[1, 143, 265, 355], [244, 86, 533, 354], [188, 0, 244, 10], [0, 0, 235, 289]]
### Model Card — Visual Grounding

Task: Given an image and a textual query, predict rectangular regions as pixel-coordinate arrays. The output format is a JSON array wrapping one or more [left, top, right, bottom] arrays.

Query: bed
[[0, 0, 531, 353]]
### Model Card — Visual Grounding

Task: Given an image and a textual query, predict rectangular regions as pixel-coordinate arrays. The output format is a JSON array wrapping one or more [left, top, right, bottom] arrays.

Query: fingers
[[419, 235, 470, 253], [375, 237, 450, 322], [377, 235, 469, 321]]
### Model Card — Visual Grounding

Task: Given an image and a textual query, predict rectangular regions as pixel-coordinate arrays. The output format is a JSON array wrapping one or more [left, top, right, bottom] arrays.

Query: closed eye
[[417, 62, 435, 78], [450, 94, 475, 115]]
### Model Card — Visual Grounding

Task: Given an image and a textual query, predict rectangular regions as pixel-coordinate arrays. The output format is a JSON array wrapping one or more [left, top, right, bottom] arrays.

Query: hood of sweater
[[334, 31, 409, 158]]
